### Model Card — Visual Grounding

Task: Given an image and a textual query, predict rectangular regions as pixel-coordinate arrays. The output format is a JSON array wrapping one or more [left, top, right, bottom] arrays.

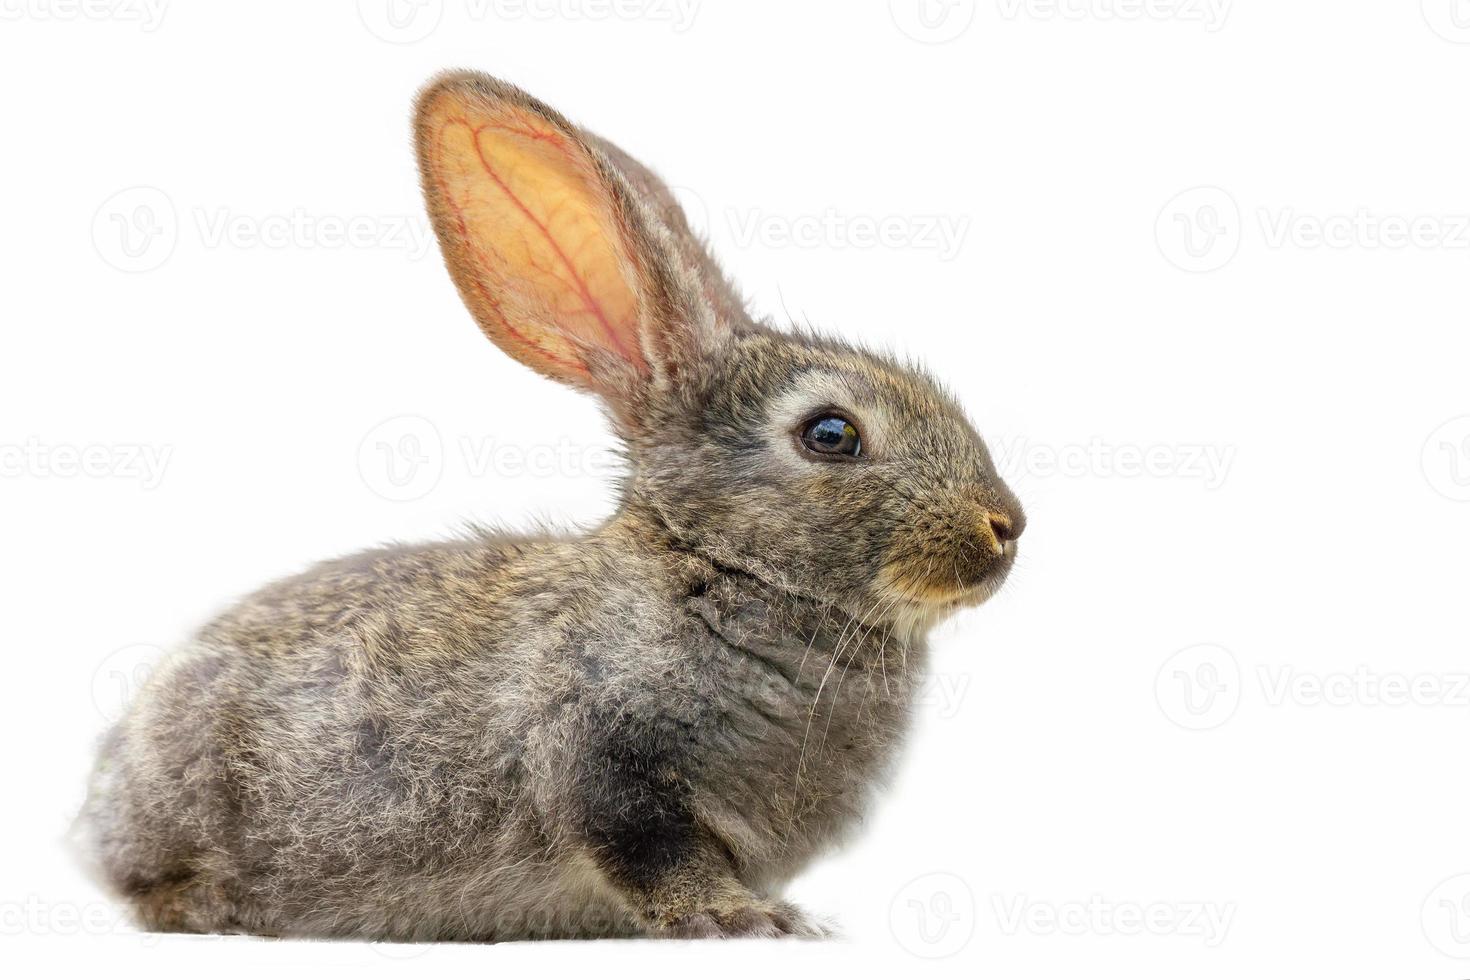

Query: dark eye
[[800, 414, 862, 458]]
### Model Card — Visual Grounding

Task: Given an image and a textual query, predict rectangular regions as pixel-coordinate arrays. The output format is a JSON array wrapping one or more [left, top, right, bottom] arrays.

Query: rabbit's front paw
[[665, 899, 833, 939]]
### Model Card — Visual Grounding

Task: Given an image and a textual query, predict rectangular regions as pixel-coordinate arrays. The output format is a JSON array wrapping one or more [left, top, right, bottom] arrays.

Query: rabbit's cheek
[[876, 499, 1017, 609]]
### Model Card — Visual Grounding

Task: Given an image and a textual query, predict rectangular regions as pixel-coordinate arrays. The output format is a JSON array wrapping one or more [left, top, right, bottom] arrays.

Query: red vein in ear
[[468, 122, 642, 369], [431, 122, 588, 379]]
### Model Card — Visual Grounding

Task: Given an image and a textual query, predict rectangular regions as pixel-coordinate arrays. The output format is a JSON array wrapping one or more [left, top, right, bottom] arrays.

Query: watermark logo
[[890, 872, 976, 958], [92, 643, 163, 724], [1422, 874, 1470, 958], [1155, 186, 1240, 273], [889, 0, 977, 43], [1422, 416, 1470, 502], [356, 0, 443, 43], [358, 416, 444, 503], [1155, 643, 1240, 730], [1422, 0, 1470, 43], [92, 186, 177, 273]]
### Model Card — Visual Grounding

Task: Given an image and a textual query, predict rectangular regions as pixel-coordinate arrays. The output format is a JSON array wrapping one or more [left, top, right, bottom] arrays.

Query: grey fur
[[77, 71, 1025, 941]]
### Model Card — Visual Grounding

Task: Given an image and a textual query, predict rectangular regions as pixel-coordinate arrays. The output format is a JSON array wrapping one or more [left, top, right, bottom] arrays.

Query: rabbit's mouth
[[876, 539, 1017, 611], [871, 488, 1025, 614]]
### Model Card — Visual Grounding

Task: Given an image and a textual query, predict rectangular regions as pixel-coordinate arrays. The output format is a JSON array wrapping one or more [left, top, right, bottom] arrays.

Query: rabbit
[[76, 70, 1026, 941]]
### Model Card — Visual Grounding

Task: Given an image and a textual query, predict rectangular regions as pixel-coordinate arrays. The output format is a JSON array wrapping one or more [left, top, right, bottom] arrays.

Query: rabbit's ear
[[415, 71, 717, 410], [586, 134, 752, 332]]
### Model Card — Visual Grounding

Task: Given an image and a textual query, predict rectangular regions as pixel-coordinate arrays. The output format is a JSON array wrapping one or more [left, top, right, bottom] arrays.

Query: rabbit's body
[[81, 72, 1024, 940], [86, 506, 922, 939]]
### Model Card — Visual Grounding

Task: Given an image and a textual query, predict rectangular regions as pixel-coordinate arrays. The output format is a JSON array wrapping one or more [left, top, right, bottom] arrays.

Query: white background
[[3, 1, 1469, 976]]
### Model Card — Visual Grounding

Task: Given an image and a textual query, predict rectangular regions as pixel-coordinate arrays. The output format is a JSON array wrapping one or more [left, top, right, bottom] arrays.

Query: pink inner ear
[[462, 121, 643, 367], [422, 94, 649, 387]]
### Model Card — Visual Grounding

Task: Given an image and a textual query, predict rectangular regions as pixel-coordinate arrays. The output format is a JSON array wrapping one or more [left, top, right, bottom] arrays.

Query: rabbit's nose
[[982, 509, 1025, 552]]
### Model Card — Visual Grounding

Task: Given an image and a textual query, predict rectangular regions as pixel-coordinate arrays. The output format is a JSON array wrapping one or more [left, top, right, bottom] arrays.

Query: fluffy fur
[[77, 71, 1025, 941]]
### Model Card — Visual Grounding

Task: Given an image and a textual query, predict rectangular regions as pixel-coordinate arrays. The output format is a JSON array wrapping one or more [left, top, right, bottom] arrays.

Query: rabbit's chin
[[935, 563, 1015, 613], [875, 554, 1016, 632]]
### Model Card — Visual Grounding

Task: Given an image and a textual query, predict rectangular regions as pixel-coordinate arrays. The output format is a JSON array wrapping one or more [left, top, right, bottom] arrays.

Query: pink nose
[[984, 509, 1024, 544]]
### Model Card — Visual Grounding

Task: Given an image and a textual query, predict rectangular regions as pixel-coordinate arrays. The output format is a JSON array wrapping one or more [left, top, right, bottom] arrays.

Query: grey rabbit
[[77, 70, 1025, 941]]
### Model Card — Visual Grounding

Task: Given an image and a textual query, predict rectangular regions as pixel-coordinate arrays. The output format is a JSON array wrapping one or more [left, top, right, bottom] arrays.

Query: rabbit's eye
[[800, 415, 862, 458]]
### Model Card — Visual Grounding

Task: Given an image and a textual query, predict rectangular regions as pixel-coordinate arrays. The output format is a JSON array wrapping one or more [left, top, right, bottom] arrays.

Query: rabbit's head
[[416, 72, 1023, 626]]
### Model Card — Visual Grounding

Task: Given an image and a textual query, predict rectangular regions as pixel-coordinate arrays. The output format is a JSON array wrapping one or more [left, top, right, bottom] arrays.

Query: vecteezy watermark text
[[0, 439, 172, 489], [1157, 186, 1470, 273], [994, 436, 1236, 489], [725, 208, 970, 261], [992, 894, 1236, 947], [1157, 644, 1470, 731], [995, 0, 1231, 31], [356, 0, 699, 43], [1258, 665, 1470, 709], [93, 187, 434, 273], [1257, 208, 1470, 251], [358, 415, 623, 503], [193, 208, 433, 258], [0, 0, 168, 30]]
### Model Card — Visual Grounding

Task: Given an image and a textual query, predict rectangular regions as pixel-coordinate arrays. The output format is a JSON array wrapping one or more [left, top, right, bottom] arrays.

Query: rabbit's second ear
[[415, 72, 694, 403]]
